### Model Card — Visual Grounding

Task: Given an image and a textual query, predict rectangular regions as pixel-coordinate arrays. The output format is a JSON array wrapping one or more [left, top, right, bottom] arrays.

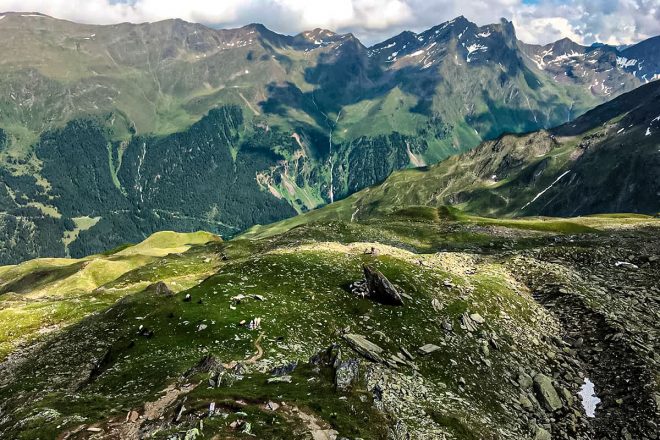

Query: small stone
[[520, 395, 533, 411], [614, 261, 638, 270], [400, 347, 415, 361], [469, 313, 485, 324], [518, 373, 533, 389], [418, 344, 441, 355], [534, 427, 552, 440], [267, 375, 292, 384], [184, 428, 200, 440], [265, 401, 280, 411]]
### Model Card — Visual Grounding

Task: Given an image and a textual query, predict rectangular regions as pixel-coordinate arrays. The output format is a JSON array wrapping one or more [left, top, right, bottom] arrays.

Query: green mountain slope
[[0, 12, 658, 264], [1, 209, 658, 439], [242, 80, 659, 239]]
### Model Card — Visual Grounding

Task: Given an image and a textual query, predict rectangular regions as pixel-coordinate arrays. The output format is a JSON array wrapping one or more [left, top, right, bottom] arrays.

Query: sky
[[0, 0, 658, 46]]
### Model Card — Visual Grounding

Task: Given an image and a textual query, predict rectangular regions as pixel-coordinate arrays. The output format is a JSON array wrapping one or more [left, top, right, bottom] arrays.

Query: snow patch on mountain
[[550, 51, 585, 64], [457, 27, 469, 40], [616, 57, 638, 69], [466, 44, 488, 62]]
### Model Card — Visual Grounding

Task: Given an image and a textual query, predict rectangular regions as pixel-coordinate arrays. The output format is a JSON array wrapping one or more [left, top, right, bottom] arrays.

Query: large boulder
[[534, 373, 563, 412], [363, 265, 404, 306]]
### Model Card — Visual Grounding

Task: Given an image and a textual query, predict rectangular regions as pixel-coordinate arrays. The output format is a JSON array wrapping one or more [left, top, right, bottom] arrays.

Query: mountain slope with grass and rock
[[1, 206, 658, 439]]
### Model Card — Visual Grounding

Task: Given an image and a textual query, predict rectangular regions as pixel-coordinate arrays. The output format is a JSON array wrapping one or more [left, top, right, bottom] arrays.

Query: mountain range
[[0, 82, 658, 440], [1, 10, 660, 440], [239, 79, 660, 238], [1, 12, 659, 265]]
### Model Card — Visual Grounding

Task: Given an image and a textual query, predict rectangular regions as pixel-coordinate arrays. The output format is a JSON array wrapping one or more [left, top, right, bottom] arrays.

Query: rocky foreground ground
[[0, 212, 658, 439]]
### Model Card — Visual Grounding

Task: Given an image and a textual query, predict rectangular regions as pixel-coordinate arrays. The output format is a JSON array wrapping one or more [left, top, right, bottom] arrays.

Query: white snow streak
[[351, 207, 360, 222], [407, 50, 425, 57], [522, 170, 571, 210]]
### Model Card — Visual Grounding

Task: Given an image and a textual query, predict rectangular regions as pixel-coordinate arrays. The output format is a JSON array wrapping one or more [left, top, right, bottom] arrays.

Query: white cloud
[[0, 0, 658, 46]]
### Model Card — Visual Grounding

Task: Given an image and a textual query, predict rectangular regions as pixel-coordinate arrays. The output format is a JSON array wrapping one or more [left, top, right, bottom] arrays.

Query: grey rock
[[520, 394, 534, 411], [363, 265, 404, 306], [335, 358, 359, 391], [147, 281, 173, 295], [184, 355, 223, 378], [184, 428, 200, 440], [534, 373, 563, 412], [418, 344, 441, 355], [343, 333, 384, 362], [470, 313, 485, 324], [518, 373, 533, 389], [270, 361, 298, 377], [534, 427, 552, 440], [267, 375, 292, 384], [400, 346, 415, 361]]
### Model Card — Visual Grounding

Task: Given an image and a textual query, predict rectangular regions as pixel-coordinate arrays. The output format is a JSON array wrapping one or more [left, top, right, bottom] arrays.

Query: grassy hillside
[[0, 208, 658, 439], [0, 231, 219, 359]]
